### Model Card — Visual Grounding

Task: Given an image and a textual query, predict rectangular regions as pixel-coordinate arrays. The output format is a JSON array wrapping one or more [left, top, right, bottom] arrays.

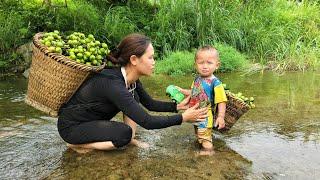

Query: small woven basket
[[25, 32, 105, 117], [214, 91, 250, 132]]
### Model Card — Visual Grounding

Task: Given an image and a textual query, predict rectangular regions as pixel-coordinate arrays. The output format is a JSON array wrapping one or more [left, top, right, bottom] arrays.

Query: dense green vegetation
[[156, 42, 248, 75], [0, 0, 319, 74]]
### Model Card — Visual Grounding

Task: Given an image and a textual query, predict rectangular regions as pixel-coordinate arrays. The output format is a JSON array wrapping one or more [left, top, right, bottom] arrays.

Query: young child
[[178, 45, 227, 155]]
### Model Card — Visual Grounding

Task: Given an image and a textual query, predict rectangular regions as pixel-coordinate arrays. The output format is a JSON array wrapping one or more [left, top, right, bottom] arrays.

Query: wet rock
[[15, 42, 33, 76], [11, 122, 24, 127], [107, 174, 122, 180], [122, 171, 129, 178], [40, 116, 58, 121], [1, 127, 15, 131], [23, 68, 30, 78], [0, 131, 20, 138], [12, 65, 26, 74], [16, 42, 33, 66], [138, 176, 150, 180], [28, 118, 42, 124]]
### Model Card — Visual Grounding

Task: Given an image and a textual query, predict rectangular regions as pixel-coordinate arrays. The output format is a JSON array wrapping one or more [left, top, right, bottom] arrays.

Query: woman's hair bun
[[106, 47, 121, 65], [106, 33, 151, 67]]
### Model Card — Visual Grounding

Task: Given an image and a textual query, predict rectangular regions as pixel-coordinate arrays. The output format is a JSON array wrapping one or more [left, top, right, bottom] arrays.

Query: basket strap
[[211, 81, 215, 105]]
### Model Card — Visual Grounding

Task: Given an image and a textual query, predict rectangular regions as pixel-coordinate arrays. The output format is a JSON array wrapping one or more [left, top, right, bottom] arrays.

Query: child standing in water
[[178, 46, 227, 155]]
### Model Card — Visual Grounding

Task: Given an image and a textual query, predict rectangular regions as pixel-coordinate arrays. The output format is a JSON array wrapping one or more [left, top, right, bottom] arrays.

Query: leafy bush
[[24, 1, 102, 35], [57, 1, 102, 34], [23, 7, 57, 34], [0, 0, 104, 70], [0, 12, 27, 51], [155, 43, 248, 75], [155, 51, 195, 76], [153, 0, 319, 70], [102, 6, 138, 47], [0, 0, 23, 11], [150, 0, 196, 55], [214, 42, 248, 72], [206, 0, 320, 67], [0, 0, 319, 72]]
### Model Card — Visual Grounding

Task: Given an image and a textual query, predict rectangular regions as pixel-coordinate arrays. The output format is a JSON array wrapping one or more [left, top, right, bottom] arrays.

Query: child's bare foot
[[67, 143, 93, 154], [130, 139, 150, 149], [202, 141, 213, 149], [196, 141, 215, 156], [198, 148, 215, 156]]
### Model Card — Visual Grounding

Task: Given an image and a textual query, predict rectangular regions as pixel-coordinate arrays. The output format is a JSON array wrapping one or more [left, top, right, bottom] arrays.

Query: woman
[[57, 33, 208, 152]]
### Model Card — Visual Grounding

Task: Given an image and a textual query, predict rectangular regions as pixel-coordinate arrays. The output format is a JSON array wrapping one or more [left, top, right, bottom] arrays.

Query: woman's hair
[[195, 45, 219, 61], [106, 33, 151, 66]]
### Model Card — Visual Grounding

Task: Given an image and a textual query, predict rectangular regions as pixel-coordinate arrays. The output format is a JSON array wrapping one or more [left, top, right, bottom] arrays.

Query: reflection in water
[[0, 72, 319, 179], [0, 119, 63, 179], [228, 131, 320, 179], [42, 122, 252, 179]]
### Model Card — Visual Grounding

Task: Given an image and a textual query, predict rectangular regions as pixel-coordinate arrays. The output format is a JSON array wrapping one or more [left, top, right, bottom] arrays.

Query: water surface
[[0, 71, 319, 179]]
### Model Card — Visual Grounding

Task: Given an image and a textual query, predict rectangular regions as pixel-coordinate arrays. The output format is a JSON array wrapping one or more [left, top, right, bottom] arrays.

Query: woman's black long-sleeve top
[[58, 67, 183, 130]]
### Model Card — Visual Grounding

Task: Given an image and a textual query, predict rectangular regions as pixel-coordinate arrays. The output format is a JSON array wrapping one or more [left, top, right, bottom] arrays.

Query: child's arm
[[175, 86, 191, 96], [215, 102, 226, 129]]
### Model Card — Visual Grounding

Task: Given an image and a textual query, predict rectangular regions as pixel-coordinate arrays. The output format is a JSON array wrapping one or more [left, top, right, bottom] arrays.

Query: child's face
[[195, 50, 220, 78]]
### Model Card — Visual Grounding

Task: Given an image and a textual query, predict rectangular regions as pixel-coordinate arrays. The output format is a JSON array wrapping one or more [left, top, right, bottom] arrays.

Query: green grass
[[0, 0, 319, 72], [217, 0, 320, 70], [0, 8, 28, 52], [103, 6, 138, 46], [155, 43, 249, 76], [0, 10, 28, 70], [214, 42, 248, 72], [150, 0, 196, 55], [152, 0, 319, 71], [155, 51, 195, 76]]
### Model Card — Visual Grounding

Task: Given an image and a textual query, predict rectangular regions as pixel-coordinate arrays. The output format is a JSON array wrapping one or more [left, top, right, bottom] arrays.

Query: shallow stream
[[0, 71, 319, 179]]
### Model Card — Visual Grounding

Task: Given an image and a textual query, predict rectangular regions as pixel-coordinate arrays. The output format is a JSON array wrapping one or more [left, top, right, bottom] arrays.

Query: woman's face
[[136, 43, 155, 76]]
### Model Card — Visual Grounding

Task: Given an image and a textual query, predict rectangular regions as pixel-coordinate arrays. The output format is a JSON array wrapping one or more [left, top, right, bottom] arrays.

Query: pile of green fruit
[[39, 30, 110, 66], [40, 30, 65, 54], [231, 92, 255, 108], [222, 84, 255, 109]]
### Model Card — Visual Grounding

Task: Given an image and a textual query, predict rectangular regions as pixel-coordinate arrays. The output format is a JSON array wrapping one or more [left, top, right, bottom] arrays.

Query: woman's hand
[[182, 103, 208, 123], [175, 86, 191, 96], [177, 95, 191, 110]]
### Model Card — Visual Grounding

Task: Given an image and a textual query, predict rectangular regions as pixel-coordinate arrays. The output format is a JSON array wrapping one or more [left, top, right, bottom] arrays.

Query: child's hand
[[177, 95, 191, 110], [175, 86, 191, 96], [215, 116, 225, 129], [215, 103, 226, 129]]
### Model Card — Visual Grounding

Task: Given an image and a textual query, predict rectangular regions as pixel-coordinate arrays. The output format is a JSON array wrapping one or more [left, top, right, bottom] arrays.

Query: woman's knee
[[113, 124, 132, 148]]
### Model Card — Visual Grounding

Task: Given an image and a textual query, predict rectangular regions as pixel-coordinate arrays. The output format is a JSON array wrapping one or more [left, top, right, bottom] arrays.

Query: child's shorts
[[194, 126, 213, 143]]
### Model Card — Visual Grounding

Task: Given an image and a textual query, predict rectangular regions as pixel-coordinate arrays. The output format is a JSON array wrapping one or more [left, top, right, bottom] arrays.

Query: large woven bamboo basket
[[25, 32, 105, 117], [215, 91, 250, 132]]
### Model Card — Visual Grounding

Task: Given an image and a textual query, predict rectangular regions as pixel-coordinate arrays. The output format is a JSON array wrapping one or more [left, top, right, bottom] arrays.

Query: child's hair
[[195, 45, 219, 61]]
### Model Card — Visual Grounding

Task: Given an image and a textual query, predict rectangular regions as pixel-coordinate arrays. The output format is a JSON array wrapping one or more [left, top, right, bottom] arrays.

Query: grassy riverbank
[[0, 0, 319, 73]]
